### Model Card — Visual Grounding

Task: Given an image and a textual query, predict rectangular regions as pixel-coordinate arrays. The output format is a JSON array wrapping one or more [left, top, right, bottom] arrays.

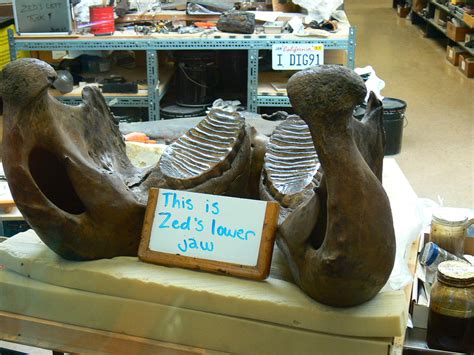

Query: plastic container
[[89, 6, 115, 36], [427, 260, 474, 353], [53, 70, 74, 94], [352, 97, 407, 155], [419, 242, 467, 283], [263, 21, 285, 34], [382, 98, 406, 155], [175, 51, 217, 107], [81, 55, 111, 73]]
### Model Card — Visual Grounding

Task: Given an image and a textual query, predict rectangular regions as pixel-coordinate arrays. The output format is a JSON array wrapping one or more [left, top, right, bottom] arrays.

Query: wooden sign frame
[[138, 188, 280, 280]]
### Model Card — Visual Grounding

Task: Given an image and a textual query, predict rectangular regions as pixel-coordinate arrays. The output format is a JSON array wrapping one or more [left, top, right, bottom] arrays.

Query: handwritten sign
[[13, 0, 72, 34], [139, 188, 280, 280]]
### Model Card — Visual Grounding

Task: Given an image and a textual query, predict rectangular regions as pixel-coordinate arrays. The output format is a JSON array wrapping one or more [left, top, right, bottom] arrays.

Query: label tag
[[139, 188, 280, 280], [272, 43, 324, 70]]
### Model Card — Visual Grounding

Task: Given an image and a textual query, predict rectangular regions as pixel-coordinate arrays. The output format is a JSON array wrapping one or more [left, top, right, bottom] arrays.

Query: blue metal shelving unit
[[8, 27, 356, 119]]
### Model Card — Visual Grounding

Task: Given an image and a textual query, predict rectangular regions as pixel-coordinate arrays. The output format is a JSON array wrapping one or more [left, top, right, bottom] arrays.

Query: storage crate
[[0, 25, 29, 70]]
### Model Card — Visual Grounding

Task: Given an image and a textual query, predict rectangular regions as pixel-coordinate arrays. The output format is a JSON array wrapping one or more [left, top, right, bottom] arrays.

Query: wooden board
[[0, 179, 15, 214], [139, 188, 280, 280], [15, 25, 350, 40], [0, 311, 225, 355], [0, 200, 15, 214], [390, 233, 422, 354], [0, 231, 408, 339], [48, 63, 175, 99], [258, 71, 292, 96], [115, 11, 309, 24], [117, 11, 220, 23], [0, 269, 396, 355]]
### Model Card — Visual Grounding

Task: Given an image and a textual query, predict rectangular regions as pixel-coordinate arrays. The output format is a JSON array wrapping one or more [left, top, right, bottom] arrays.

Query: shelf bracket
[[247, 49, 259, 113], [146, 50, 160, 120], [8, 29, 17, 61], [348, 27, 356, 70]]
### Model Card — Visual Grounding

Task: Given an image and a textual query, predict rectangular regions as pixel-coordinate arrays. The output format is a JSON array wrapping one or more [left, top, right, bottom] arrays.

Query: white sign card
[[272, 43, 324, 70], [139, 188, 280, 280], [13, 0, 73, 35]]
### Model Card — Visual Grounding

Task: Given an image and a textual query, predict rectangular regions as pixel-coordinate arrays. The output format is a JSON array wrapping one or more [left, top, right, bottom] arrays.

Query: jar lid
[[437, 260, 474, 287], [432, 207, 468, 225]]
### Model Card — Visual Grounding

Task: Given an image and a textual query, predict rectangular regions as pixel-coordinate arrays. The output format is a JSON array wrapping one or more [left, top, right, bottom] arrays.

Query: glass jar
[[430, 208, 473, 257], [427, 260, 474, 353]]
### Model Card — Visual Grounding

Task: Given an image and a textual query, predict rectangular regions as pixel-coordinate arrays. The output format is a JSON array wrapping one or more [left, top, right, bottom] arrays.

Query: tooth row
[[263, 115, 322, 206], [160, 109, 245, 188]]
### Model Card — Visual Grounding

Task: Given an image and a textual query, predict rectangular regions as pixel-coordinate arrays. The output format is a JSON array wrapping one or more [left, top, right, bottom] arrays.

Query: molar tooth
[[262, 115, 322, 207], [160, 109, 246, 188]]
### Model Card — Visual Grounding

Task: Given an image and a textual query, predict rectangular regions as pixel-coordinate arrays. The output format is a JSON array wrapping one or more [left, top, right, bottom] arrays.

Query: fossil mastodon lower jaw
[[262, 65, 396, 307], [0, 59, 251, 260]]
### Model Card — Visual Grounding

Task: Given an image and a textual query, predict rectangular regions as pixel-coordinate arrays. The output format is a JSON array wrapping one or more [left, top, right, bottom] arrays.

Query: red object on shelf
[[89, 6, 115, 35], [194, 22, 216, 28]]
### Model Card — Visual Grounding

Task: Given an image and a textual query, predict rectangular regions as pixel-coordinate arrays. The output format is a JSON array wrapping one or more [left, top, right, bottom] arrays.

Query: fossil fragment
[[0, 58, 250, 261], [216, 10, 256, 34], [261, 65, 396, 307]]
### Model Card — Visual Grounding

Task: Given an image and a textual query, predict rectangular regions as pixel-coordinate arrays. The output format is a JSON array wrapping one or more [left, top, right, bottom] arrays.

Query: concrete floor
[[345, 0, 474, 208]]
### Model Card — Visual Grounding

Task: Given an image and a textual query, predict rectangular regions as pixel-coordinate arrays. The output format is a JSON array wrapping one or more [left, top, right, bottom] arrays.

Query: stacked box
[[446, 21, 471, 42], [413, 0, 428, 12], [434, 8, 448, 26], [397, 5, 410, 18], [459, 54, 474, 77], [446, 45, 467, 65], [464, 13, 474, 28]]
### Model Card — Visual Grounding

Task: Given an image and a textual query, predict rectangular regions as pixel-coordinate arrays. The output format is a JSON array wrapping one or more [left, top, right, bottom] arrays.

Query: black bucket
[[175, 51, 217, 107], [353, 97, 407, 155], [161, 104, 206, 119]]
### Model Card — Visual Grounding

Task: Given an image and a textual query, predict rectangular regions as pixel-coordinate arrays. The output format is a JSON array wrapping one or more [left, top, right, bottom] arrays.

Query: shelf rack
[[8, 27, 356, 119], [411, 1, 474, 58]]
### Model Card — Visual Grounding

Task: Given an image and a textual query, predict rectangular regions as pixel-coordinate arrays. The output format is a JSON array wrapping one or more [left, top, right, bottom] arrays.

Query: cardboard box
[[0, 4, 13, 17], [459, 54, 474, 77], [463, 12, 474, 28], [466, 235, 474, 255], [446, 21, 471, 42], [434, 8, 447, 25], [446, 45, 467, 65], [324, 50, 347, 65], [412, 0, 428, 12], [30, 51, 63, 64], [397, 5, 410, 18]]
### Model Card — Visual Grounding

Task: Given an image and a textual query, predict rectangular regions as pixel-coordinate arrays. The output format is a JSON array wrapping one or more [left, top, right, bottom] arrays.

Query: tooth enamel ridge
[[159, 109, 245, 188], [263, 115, 322, 207]]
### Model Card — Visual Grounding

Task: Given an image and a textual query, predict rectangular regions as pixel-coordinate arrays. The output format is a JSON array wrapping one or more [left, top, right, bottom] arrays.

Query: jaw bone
[[0, 58, 251, 261], [261, 65, 396, 307]]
